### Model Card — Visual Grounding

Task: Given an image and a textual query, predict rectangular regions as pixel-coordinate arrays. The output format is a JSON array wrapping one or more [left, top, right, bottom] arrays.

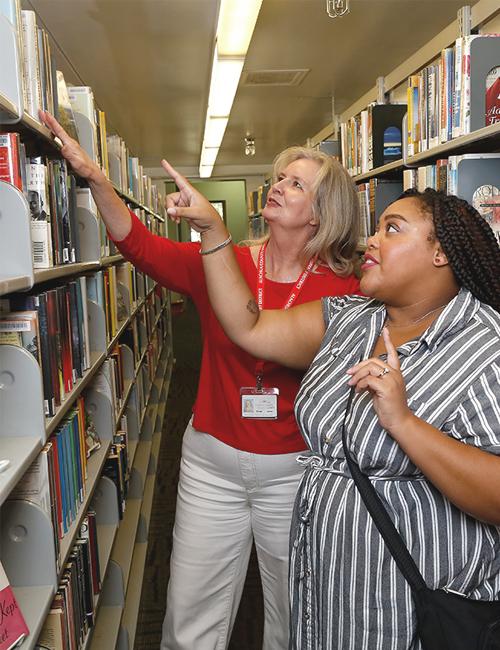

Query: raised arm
[[39, 110, 131, 241], [163, 161, 326, 370]]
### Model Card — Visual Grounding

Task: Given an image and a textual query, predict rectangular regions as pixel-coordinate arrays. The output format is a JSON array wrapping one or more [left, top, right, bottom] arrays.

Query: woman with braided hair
[[163, 175, 500, 648]]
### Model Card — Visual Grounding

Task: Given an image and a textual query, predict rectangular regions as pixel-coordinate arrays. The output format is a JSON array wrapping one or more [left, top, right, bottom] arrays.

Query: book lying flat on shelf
[[0, 561, 29, 650]]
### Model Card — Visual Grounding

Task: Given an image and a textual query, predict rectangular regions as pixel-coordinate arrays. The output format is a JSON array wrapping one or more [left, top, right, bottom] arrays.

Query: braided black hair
[[399, 188, 500, 312]]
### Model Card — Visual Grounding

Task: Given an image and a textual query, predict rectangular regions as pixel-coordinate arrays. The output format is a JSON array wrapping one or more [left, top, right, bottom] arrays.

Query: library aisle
[[133, 300, 264, 650]]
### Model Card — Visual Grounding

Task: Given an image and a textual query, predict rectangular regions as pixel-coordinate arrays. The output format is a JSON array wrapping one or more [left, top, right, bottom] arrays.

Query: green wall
[[164, 179, 248, 244]]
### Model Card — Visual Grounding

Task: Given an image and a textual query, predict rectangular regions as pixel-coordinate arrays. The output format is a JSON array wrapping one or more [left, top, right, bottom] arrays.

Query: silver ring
[[378, 366, 390, 378]]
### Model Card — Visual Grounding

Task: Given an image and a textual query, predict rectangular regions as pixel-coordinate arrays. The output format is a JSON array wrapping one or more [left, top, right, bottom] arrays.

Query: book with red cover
[[486, 65, 500, 126], [0, 133, 22, 191], [0, 561, 29, 650]]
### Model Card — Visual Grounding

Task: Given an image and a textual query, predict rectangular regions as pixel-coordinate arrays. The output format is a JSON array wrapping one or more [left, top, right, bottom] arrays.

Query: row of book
[[11, 397, 88, 556], [340, 104, 407, 177], [406, 33, 500, 156], [1, 1, 166, 220], [356, 179, 403, 244], [0, 137, 93, 268], [247, 182, 270, 217], [402, 154, 500, 244], [0, 263, 157, 417], [248, 214, 269, 240], [36, 511, 102, 650], [355, 155, 500, 245]]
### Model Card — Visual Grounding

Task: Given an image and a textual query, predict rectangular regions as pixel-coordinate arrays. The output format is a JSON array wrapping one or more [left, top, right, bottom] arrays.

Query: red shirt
[[114, 213, 360, 453]]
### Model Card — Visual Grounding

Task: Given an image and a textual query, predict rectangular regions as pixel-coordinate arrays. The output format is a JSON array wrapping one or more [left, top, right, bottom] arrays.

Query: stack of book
[[406, 34, 500, 155], [36, 511, 102, 649], [340, 103, 407, 176]]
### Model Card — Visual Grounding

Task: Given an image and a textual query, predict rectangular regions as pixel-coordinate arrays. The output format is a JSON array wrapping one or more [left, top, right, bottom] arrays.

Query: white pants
[[160, 420, 305, 650]]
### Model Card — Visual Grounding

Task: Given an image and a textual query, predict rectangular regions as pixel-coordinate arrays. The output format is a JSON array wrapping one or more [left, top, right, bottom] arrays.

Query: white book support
[[0, 14, 23, 122], [87, 300, 107, 354], [108, 153, 122, 189], [73, 111, 98, 164], [93, 475, 120, 529], [77, 203, 101, 263], [117, 281, 131, 319], [0, 181, 34, 296], [125, 391, 140, 443], [86, 386, 115, 440], [0, 345, 46, 507]]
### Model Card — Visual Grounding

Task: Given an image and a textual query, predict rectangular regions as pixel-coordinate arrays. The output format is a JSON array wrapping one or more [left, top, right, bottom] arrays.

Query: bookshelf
[[316, 2, 500, 244], [0, 7, 174, 650]]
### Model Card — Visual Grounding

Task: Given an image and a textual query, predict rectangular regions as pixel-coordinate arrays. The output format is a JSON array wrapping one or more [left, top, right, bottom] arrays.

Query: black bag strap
[[341, 386, 427, 592]]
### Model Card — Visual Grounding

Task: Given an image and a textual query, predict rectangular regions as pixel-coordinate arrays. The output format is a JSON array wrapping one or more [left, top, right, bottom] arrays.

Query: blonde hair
[[244, 146, 360, 276]]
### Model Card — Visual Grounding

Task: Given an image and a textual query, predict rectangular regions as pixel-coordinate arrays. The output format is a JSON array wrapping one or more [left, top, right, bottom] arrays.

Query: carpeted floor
[[134, 298, 264, 649]]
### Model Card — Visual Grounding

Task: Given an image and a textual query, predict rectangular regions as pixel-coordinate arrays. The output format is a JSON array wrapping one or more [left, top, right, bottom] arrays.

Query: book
[[67, 86, 98, 164], [0, 310, 41, 365], [20, 10, 42, 121], [55, 71, 79, 142], [27, 157, 53, 268], [0, 561, 29, 650], [486, 65, 500, 126], [0, 133, 22, 191], [451, 154, 500, 244]]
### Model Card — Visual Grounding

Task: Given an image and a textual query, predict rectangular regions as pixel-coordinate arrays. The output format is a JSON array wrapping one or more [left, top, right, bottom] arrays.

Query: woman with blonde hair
[[40, 110, 360, 649]]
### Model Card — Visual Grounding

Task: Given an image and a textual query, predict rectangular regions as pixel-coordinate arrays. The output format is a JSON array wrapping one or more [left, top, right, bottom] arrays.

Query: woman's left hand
[[346, 328, 413, 434]]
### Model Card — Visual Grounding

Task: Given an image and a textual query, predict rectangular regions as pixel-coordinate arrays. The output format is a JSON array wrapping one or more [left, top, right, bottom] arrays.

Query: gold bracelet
[[200, 234, 232, 255]]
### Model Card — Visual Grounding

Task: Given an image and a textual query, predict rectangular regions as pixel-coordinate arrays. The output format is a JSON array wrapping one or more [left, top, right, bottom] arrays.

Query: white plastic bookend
[[136, 514, 148, 544], [87, 300, 107, 353], [128, 465, 144, 500], [73, 112, 97, 163], [0, 181, 34, 294], [125, 398, 139, 442], [76, 205, 100, 262], [141, 413, 153, 441], [148, 383, 159, 407], [120, 345, 134, 382], [92, 475, 120, 526], [85, 387, 114, 441], [116, 626, 130, 650], [147, 451, 156, 477], [0, 500, 57, 589], [100, 559, 124, 607], [117, 282, 131, 319], [0, 345, 45, 442], [0, 15, 23, 122], [108, 153, 122, 189]]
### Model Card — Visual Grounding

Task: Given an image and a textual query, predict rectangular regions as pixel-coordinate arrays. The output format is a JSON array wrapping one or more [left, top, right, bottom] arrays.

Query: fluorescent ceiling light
[[217, 0, 264, 56], [200, 147, 219, 167], [199, 164, 214, 178], [207, 49, 244, 117], [199, 0, 263, 177], [203, 116, 229, 148]]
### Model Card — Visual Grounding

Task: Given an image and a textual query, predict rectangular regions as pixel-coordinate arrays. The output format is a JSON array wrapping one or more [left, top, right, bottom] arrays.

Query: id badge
[[240, 387, 279, 420]]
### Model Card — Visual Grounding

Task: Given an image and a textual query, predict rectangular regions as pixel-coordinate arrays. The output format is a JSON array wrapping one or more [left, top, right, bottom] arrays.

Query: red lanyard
[[254, 242, 316, 386]]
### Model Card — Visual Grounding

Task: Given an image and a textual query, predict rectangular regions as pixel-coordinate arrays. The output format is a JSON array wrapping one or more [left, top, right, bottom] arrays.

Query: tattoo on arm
[[246, 299, 259, 315]]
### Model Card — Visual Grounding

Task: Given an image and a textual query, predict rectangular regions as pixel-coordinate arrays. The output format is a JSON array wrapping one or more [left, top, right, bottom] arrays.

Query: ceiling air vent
[[242, 69, 310, 87]]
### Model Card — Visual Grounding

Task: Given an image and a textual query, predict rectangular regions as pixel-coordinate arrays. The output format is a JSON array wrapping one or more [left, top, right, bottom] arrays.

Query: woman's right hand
[[39, 110, 104, 184], [162, 160, 227, 236]]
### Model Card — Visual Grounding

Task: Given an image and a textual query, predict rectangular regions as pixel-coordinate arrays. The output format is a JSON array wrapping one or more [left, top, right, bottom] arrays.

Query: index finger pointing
[[382, 327, 400, 370], [161, 159, 191, 191]]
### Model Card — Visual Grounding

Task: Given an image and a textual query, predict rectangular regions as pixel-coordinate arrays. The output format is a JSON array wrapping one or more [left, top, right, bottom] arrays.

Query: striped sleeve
[[448, 361, 500, 453]]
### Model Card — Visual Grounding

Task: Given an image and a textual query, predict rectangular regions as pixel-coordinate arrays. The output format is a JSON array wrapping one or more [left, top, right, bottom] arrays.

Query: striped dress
[[290, 289, 500, 649]]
